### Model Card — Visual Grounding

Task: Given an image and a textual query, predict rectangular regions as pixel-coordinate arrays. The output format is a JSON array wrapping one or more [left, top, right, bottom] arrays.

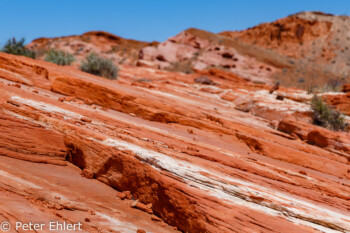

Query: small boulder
[[307, 130, 329, 148], [81, 117, 92, 123], [130, 200, 139, 207], [81, 169, 94, 179], [276, 94, 284, 100], [341, 84, 350, 93], [194, 76, 213, 85], [123, 191, 133, 200], [131, 200, 153, 214], [117, 192, 127, 200], [269, 120, 279, 129], [151, 215, 162, 222]]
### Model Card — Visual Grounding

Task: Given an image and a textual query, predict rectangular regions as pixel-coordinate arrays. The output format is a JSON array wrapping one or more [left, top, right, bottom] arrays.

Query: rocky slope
[[220, 11, 350, 88], [28, 11, 350, 89], [27, 31, 158, 67], [0, 49, 350, 233], [28, 29, 283, 86]]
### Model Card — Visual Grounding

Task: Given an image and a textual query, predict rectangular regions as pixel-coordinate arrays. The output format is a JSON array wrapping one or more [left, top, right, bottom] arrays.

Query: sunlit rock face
[[28, 12, 350, 89], [1, 11, 349, 232], [0, 50, 349, 232]]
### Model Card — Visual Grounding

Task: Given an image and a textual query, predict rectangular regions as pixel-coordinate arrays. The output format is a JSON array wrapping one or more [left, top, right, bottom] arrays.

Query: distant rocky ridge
[[28, 11, 350, 89], [28, 31, 158, 67], [221, 11, 350, 88]]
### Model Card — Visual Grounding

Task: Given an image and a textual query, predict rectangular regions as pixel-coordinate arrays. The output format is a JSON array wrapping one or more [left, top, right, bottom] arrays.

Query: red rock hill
[[28, 12, 350, 89], [0, 48, 349, 232]]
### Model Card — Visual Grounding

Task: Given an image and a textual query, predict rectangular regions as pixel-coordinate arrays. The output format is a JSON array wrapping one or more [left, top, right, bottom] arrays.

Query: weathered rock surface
[[137, 28, 279, 84], [27, 31, 158, 67], [220, 11, 350, 88], [27, 12, 350, 90], [0, 44, 349, 233], [323, 86, 350, 115]]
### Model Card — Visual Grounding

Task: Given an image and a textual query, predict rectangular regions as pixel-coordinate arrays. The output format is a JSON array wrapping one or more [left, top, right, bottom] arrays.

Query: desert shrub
[[318, 79, 343, 92], [1, 38, 36, 58], [167, 61, 193, 74], [311, 95, 348, 131], [80, 53, 118, 79], [44, 49, 75, 66], [307, 85, 316, 94], [307, 78, 344, 94]]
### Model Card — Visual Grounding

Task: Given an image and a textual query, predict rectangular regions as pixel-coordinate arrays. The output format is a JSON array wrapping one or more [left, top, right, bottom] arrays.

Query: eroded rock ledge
[[0, 52, 349, 232]]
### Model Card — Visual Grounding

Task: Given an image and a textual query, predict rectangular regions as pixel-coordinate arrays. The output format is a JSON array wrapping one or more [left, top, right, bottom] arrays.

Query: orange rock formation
[[1, 11, 350, 233], [0, 49, 349, 232]]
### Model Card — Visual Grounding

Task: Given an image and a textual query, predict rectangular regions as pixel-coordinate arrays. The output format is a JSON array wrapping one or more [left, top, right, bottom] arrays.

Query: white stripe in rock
[[95, 213, 137, 233], [9, 96, 83, 120], [101, 137, 350, 232], [7, 96, 350, 231]]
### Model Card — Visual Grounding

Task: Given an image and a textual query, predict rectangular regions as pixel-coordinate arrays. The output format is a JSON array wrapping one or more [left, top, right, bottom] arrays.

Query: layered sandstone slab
[[0, 52, 349, 232]]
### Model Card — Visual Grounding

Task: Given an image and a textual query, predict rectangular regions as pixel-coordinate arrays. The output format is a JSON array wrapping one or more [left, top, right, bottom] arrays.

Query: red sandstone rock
[[194, 76, 213, 85], [117, 192, 127, 200], [130, 200, 138, 207], [307, 129, 350, 153], [220, 12, 350, 89], [0, 112, 67, 165], [278, 118, 310, 140], [278, 119, 350, 158], [151, 215, 162, 222], [220, 13, 332, 59], [81, 169, 94, 179], [323, 92, 350, 115], [123, 191, 133, 200], [0, 30, 350, 233], [131, 200, 153, 214], [81, 117, 92, 123], [27, 12, 350, 90], [342, 84, 350, 93], [27, 31, 158, 68]]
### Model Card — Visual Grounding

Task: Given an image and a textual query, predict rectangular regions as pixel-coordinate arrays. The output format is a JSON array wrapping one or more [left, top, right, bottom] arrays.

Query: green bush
[[80, 53, 118, 79], [44, 49, 75, 66], [308, 78, 344, 93], [311, 95, 348, 131], [1, 38, 36, 58]]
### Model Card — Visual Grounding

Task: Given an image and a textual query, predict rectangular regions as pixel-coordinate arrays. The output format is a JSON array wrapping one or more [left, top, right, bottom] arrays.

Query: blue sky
[[0, 0, 349, 46]]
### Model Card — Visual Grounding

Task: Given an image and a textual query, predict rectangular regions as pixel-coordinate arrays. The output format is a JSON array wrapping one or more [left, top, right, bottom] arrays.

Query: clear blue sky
[[0, 0, 349, 46]]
